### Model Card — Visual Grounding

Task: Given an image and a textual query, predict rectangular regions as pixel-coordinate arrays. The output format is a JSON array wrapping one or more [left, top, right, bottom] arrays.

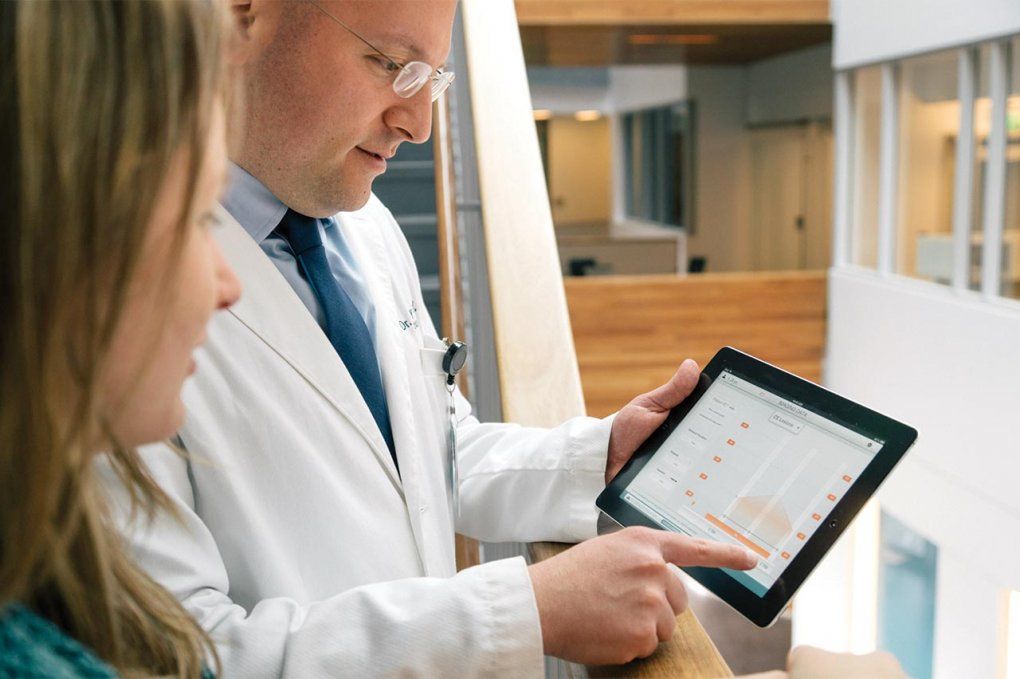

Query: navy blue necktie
[[275, 209, 397, 467]]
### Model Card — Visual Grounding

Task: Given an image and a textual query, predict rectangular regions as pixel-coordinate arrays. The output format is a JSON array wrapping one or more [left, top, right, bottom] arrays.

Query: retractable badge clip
[[442, 339, 468, 518]]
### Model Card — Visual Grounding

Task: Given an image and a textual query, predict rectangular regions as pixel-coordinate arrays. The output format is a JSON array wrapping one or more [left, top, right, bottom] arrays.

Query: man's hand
[[605, 359, 701, 483], [735, 647, 906, 679], [786, 647, 906, 678], [528, 526, 757, 665]]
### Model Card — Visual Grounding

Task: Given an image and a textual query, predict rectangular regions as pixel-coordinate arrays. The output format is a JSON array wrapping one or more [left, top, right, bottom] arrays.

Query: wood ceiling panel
[[515, 0, 830, 26], [521, 23, 832, 66]]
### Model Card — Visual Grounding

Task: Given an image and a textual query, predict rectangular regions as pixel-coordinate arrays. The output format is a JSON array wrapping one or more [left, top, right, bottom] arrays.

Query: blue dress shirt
[[222, 163, 380, 349]]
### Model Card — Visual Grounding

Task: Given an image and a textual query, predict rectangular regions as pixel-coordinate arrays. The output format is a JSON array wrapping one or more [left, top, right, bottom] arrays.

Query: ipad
[[596, 347, 917, 627]]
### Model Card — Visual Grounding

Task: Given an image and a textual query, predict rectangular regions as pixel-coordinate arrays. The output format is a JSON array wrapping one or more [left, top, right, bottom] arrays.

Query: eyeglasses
[[309, 1, 455, 102]]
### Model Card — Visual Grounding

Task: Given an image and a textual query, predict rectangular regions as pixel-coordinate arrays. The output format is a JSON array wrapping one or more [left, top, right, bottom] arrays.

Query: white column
[[833, 70, 856, 269], [876, 63, 900, 276], [609, 113, 626, 229], [980, 40, 1012, 298], [951, 48, 978, 291]]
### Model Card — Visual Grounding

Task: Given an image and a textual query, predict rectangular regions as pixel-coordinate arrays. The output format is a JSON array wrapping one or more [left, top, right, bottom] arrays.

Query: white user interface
[[623, 370, 882, 596]]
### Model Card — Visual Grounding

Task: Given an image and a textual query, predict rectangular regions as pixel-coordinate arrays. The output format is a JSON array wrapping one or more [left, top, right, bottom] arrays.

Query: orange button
[[781, 551, 790, 559], [685, 490, 694, 497], [727, 439, 736, 446], [713, 456, 722, 463], [843, 475, 852, 482], [741, 422, 750, 429], [699, 473, 708, 480], [812, 513, 821, 521], [827, 494, 837, 501], [797, 532, 806, 540]]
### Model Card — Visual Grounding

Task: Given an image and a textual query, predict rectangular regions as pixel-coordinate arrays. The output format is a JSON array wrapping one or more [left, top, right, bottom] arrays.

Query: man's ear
[[228, 0, 257, 65]]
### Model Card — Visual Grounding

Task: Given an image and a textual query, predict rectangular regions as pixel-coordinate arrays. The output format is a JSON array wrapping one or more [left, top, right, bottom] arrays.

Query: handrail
[[458, 2, 737, 675], [432, 91, 481, 571]]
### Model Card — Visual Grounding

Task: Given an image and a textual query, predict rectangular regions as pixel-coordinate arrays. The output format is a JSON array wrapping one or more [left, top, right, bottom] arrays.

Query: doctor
[[101, 0, 756, 676]]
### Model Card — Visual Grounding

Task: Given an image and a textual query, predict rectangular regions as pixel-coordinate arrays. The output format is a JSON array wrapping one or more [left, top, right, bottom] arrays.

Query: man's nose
[[385, 87, 434, 144]]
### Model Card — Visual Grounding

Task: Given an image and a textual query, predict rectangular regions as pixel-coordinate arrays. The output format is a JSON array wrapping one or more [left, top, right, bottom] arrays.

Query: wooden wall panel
[[566, 271, 827, 417]]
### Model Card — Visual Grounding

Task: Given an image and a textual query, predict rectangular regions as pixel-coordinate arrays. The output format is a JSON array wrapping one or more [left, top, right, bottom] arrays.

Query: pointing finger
[[664, 565, 689, 615], [659, 534, 758, 570]]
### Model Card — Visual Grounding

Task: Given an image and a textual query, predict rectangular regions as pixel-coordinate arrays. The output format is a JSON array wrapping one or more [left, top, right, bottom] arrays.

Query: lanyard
[[442, 338, 468, 518]]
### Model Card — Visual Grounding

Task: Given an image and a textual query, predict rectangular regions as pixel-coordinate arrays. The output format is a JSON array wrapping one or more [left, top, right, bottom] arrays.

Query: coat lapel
[[338, 206, 433, 564], [213, 206, 402, 490]]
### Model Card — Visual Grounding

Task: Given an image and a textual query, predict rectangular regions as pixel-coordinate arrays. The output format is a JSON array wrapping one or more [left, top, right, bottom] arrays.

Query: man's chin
[[340, 185, 373, 213], [317, 178, 374, 215]]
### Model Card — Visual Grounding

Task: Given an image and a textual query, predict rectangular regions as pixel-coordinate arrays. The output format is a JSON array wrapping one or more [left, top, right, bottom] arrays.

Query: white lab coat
[[101, 196, 612, 678]]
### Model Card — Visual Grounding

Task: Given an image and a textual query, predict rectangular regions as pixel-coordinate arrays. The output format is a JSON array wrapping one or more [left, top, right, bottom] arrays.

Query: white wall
[[804, 267, 1020, 677], [529, 83, 608, 115], [527, 67, 610, 114], [832, 0, 1020, 69], [527, 65, 688, 115], [609, 65, 688, 112], [747, 44, 834, 125], [686, 66, 754, 272]]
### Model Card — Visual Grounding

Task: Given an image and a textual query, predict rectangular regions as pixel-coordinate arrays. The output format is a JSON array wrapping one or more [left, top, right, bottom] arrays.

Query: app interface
[[623, 370, 882, 596]]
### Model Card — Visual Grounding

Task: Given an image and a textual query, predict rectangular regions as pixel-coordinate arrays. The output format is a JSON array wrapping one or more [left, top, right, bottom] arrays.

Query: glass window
[[1004, 590, 1020, 679], [973, 40, 1020, 297], [971, 44, 995, 290], [896, 50, 959, 285], [877, 511, 937, 679], [1004, 37, 1020, 299], [621, 101, 695, 230], [852, 66, 882, 268]]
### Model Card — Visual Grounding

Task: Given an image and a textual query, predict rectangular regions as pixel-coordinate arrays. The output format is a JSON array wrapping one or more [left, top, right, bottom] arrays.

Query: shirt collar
[[221, 163, 290, 244]]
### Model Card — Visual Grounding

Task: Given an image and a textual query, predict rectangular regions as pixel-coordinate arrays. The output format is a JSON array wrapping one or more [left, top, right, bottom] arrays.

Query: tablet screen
[[620, 369, 885, 597]]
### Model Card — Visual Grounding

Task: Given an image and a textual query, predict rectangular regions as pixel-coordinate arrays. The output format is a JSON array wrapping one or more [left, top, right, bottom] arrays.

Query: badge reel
[[442, 339, 468, 517]]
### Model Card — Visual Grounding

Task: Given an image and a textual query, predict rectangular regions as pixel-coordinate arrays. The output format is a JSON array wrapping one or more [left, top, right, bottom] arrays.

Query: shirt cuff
[[561, 413, 616, 541]]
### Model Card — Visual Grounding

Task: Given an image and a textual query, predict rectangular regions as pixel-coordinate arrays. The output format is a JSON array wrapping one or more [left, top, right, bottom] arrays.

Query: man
[[102, 1, 756, 676]]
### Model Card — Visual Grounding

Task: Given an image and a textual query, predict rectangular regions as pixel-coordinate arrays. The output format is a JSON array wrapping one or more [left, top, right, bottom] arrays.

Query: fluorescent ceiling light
[[574, 110, 602, 122]]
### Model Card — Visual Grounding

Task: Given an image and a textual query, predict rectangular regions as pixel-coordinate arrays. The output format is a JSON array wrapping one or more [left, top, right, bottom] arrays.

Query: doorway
[[750, 122, 833, 271]]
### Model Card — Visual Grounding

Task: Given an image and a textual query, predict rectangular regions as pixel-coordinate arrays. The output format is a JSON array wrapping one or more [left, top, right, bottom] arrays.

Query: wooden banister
[[460, 1, 737, 675]]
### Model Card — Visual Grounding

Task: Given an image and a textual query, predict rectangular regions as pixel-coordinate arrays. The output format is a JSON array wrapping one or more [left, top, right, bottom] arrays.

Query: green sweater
[[0, 604, 116, 678]]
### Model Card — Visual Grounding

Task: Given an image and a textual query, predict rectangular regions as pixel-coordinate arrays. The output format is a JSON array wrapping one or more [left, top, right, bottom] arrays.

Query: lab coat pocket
[[419, 336, 454, 498], [418, 334, 447, 377]]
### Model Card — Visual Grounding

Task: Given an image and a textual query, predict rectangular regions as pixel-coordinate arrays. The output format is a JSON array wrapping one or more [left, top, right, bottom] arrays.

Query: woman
[[0, 1, 240, 676]]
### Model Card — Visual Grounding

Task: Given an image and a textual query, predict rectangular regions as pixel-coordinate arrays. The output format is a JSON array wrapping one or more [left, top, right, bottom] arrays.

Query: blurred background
[[376, 1, 1020, 676]]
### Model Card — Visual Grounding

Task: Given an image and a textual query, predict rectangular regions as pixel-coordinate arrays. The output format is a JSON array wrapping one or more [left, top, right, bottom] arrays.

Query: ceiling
[[520, 23, 832, 66]]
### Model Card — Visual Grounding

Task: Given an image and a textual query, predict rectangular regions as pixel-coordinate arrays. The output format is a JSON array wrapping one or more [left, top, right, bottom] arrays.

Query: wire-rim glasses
[[309, 0, 455, 102]]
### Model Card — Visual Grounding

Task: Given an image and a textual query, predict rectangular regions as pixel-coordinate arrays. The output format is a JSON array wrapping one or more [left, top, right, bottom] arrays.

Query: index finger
[[657, 534, 758, 570]]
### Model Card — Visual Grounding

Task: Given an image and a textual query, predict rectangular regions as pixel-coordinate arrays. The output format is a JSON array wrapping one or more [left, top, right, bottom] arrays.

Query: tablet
[[596, 347, 917, 627]]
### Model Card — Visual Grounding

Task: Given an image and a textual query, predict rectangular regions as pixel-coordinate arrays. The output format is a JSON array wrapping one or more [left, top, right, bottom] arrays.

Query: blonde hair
[[0, 1, 229, 675]]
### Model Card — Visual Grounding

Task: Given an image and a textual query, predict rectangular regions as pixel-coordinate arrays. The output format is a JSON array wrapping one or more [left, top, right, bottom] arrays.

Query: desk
[[528, 541, 733, 678]]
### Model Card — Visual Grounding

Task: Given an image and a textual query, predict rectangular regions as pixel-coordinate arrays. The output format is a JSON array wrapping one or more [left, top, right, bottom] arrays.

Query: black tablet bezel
[[596, 347, 918, 628]]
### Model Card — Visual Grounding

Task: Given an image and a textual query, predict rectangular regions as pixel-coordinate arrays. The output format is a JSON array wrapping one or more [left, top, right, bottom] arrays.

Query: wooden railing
[[460, 1, 737, 675]]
